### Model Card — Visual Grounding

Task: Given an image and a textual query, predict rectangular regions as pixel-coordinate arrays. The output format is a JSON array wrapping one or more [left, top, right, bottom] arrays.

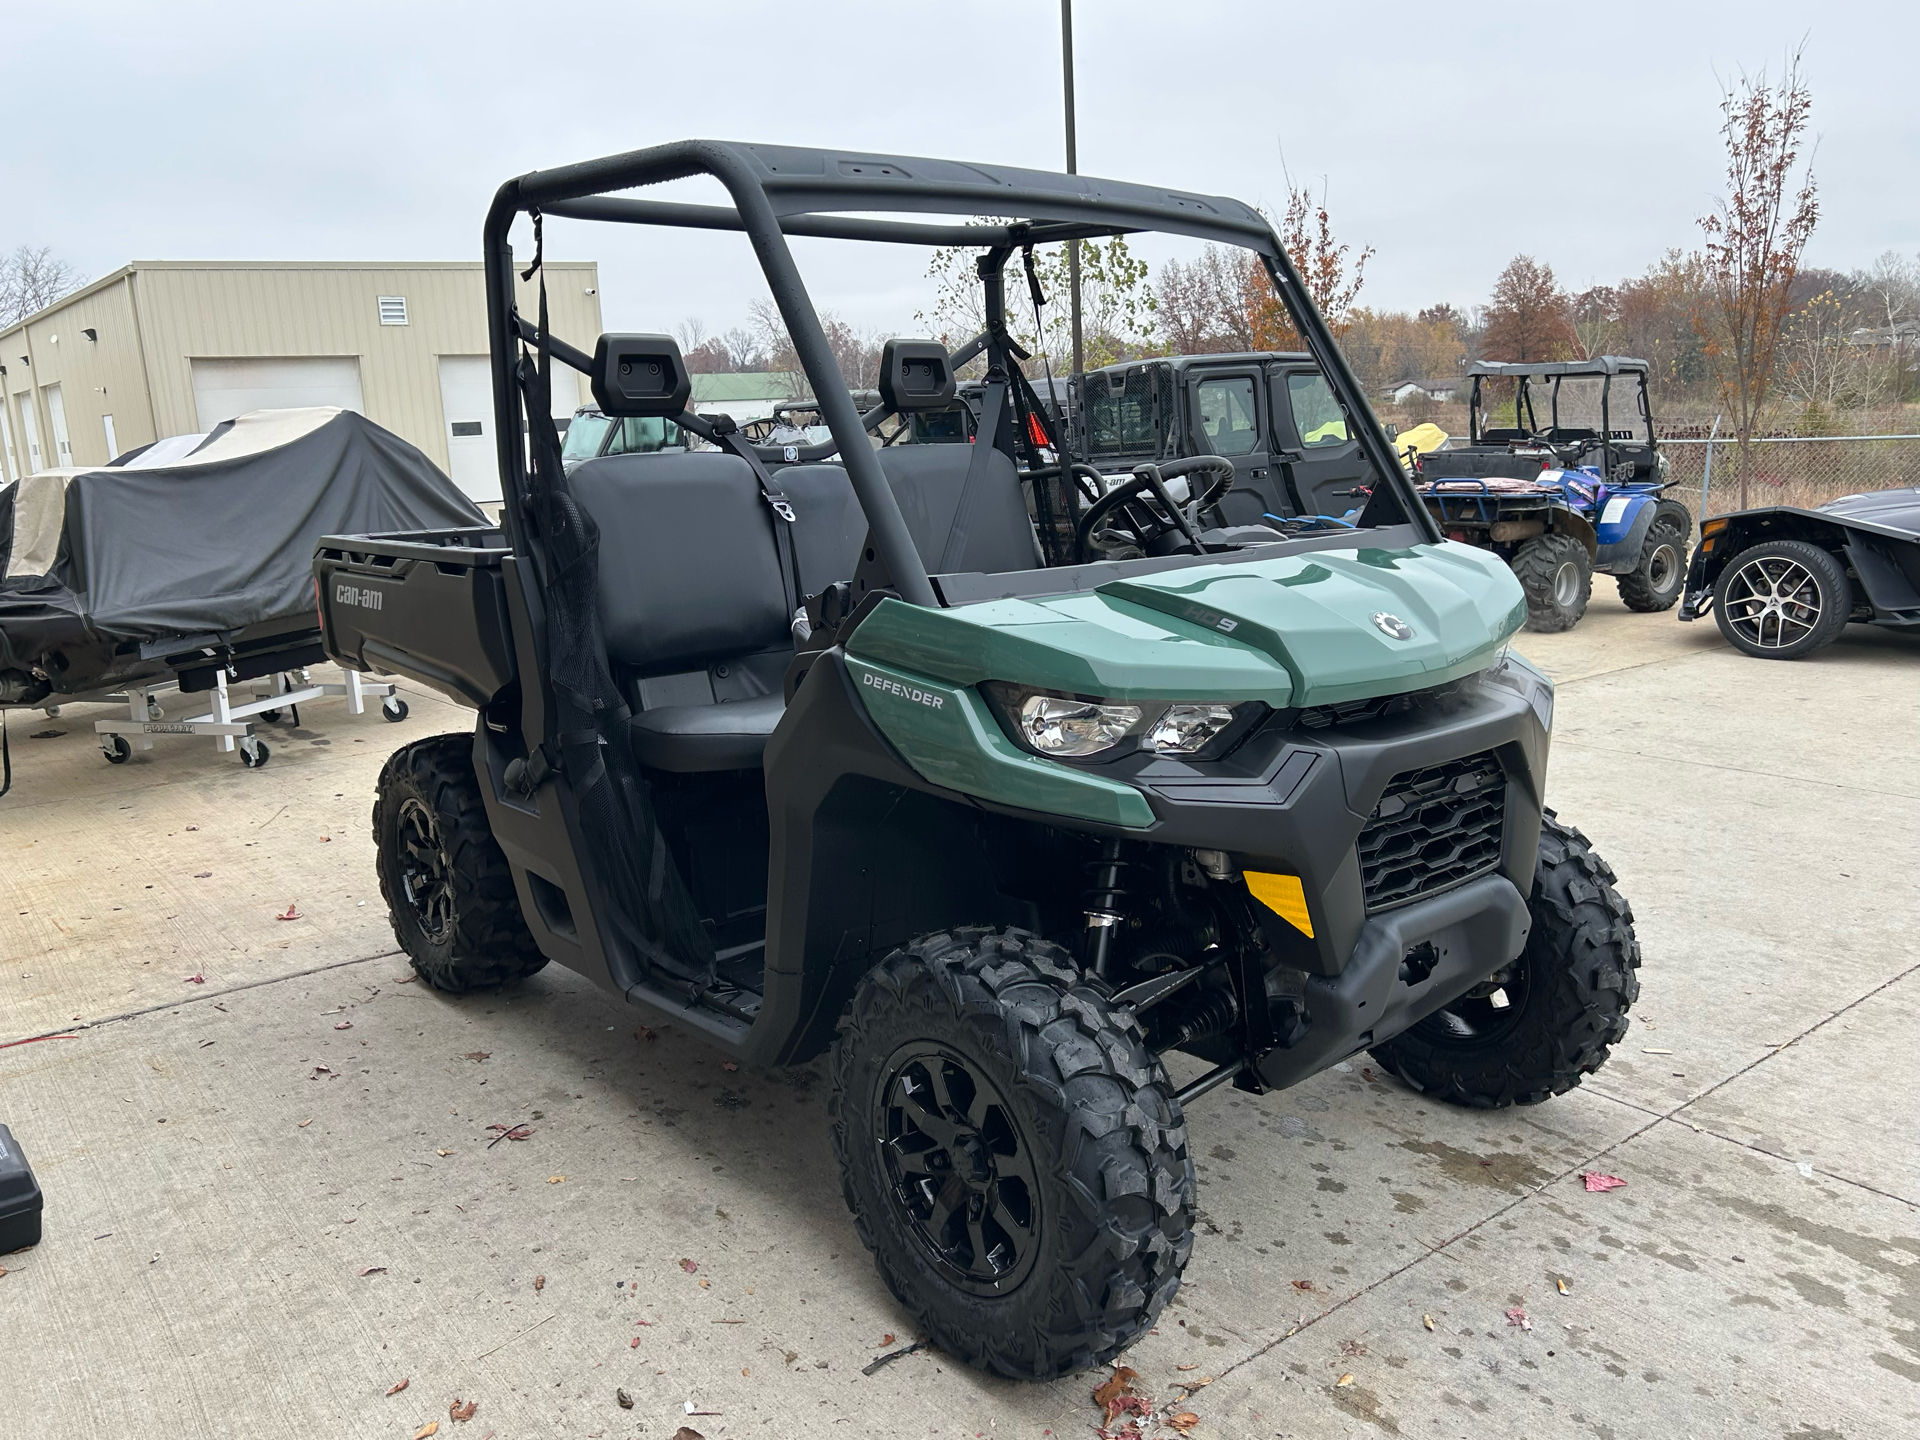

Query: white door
[[102, 414, 118, 461], [45, 383, 72, 465], [17, 394, 42, 471], [0, 402, 15, 481], [437, 356, 579, 506], [190, 356, 364, 430]]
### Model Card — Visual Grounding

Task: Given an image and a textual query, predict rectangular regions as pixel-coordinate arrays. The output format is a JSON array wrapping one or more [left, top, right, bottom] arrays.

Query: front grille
[[1357, 751, 1506, 911]]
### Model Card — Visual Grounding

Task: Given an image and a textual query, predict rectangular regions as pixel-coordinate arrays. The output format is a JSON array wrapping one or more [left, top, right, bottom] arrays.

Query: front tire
[[829, 927, 1194, 1380], [1369, 813, 1640, 1107], [373, 733, 546, 991], [1712, 539, 1852, 659], [1512, 532, 1592, 632], [1616, 512, 1688, 612]]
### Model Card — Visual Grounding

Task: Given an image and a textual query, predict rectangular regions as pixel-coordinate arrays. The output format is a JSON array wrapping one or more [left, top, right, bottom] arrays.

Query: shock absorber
[[1081, 838, 1137, 979]]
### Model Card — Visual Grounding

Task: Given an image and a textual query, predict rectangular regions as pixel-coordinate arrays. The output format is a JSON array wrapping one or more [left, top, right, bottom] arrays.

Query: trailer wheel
[[101, 734, 132, 764], [1616, 513, 1687, 612], [830, 927, 1194, 1380], [1369, 811, 1639, 1107], [1512, 533, 1591, 632], [373, 733, 546, 991]]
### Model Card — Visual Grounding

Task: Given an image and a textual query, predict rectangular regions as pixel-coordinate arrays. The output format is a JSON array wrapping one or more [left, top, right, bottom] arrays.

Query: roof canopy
[[1467, 357, 1649, 379]]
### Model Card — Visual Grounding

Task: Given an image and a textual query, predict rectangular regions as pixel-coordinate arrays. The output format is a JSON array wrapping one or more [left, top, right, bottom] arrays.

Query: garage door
[[190, 357, 364, 431], [437, 355, 579, 506]]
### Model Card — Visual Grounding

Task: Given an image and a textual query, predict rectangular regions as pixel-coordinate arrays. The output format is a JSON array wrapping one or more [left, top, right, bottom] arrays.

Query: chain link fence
[[1658, 433, 1920, 522]]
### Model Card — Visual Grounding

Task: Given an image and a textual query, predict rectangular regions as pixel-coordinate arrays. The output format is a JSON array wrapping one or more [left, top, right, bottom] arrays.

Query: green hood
[[847, 541, 1525, 709]]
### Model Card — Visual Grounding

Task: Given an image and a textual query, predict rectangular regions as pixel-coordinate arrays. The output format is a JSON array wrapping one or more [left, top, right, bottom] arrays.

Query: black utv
[[313, 141, 1641, 1381]]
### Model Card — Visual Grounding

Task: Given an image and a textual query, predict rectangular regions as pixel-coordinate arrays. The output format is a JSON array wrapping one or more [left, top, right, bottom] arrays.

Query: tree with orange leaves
[[1699, 47, 1819, 507]]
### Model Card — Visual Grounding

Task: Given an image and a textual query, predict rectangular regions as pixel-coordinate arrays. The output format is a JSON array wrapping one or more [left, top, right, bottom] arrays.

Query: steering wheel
[[1075, 455, 1238, 560]]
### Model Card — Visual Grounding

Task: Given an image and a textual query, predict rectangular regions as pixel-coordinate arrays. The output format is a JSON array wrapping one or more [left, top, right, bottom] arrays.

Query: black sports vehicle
[[1680, 487, 1920, 658]]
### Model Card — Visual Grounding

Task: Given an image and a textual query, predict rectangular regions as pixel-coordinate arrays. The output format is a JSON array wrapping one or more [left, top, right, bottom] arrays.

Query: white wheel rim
[[1552, 560, 1580, 607], [1724, 556, 1821, 649]]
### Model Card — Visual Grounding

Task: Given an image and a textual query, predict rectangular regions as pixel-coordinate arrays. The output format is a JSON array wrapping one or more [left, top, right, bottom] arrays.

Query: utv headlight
[[1013, 692, 1144, 757], [987, 684, 1258, 761], [1145, 703, 1239, 754]]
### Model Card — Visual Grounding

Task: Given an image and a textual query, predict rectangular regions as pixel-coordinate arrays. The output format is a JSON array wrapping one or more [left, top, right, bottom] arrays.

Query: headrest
[[590, 333, 693, 417], [878, 339, 956, 413]]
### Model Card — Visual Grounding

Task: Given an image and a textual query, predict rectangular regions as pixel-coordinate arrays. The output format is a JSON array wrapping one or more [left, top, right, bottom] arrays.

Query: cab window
[[1194, 376, 1258, 456], [604, 416, 682, 456], [560, 413, 613, 462], [1283, 373, 1350, 448]]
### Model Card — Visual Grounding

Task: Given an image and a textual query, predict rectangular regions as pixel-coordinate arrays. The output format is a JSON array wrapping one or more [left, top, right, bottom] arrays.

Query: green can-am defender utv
[[313, 141, 1641, 1382]]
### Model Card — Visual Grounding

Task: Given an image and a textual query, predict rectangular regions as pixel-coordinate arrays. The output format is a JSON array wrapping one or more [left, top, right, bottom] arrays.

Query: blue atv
[[1413, 358, 1692, 631]]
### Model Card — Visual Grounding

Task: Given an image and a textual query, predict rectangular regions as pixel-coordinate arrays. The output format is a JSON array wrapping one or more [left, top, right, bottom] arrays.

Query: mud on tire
[[829, 927, 1195, 1380], [1511, 532, 1592, 633], [1369, 812, 1640, 1108], [373, 733, 547, 992]]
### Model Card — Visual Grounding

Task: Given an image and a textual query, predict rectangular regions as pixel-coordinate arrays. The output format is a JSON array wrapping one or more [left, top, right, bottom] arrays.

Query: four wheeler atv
[[1414, 358, 1692, 631], [1679, 486, 1920, 658], [313, 140, 1641, 1381]]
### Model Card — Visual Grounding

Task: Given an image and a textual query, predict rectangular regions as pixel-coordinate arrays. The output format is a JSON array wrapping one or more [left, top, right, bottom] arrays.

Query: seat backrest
[[570, 451, 789, 675]]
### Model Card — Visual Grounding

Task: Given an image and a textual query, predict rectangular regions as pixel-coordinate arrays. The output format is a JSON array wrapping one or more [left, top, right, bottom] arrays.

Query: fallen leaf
[[1336, 1373, 1355, 1387], [679, 1258, 699, 1274], [547, 1175, 566, 1185], [616, 1388, 634, 1409], [298, 1119, 313, 1129], [740, 1368, 748, 1377], [437, 1148, 452, 1157], [385, 1378, 410, 1396], [449, 1398, 477, 1422], [357, 1265, 387, 1277], [464, 1052, 490, 1063], [485, 1123, 533, 1145], [1422, 1315, 1435, 1331], [313, 1064, 332, 1075], [698, 1278, 709, 1289], [1556, 1278, 1569, 1295], [635, 1319, 653, 1326], [276, 903, 300, 921], [1168, 1414, 1201, 1434], [1581, 1172, 1627, 1193], [1291, 1279, 1314, 1291], [630, 1336, 642, 1349], [1505, 1306, 1532, 1331], [412, 1424, 438, 1439], [320, 835, 331, 842], [721, 1060, 739, 1072], [193, 871, 211, 879], [1176, 1362, 1199, 1371], [672, 1430, 706, 1440], [881, 1333, 895, 1346], [636, 1026, 657, 1042], [333, 1021, 353, 1031], [183, 973, 206, 984], [1340, 1338, 1368, 1356], [533, 1275, 545, 1292]]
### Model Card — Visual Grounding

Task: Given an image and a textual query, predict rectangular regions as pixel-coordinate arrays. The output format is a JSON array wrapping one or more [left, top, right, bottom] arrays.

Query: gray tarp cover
[[0, 408, 482, 679]]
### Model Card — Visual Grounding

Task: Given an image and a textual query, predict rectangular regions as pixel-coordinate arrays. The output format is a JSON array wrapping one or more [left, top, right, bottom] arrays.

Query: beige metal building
[[0, 260, 601, 503]]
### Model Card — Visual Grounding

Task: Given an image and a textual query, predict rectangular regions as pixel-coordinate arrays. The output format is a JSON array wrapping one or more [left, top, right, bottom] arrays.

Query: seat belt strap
[[940, 379, 1008, 575], [717, 430, 804, 619]]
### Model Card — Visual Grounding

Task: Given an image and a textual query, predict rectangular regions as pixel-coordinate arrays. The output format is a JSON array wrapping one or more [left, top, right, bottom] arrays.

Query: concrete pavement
[[2, 602, 1915, 1440]]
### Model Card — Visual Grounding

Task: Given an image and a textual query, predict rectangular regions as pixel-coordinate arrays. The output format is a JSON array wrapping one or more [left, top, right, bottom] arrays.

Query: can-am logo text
[[1371, 612, 1413, 641], [335, 583, 385, 611]]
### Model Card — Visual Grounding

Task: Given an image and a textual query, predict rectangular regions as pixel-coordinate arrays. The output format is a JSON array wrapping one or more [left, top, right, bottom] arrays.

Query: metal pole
[[1062, 0, 1084, 400], [1699, 413, 1721, 522]]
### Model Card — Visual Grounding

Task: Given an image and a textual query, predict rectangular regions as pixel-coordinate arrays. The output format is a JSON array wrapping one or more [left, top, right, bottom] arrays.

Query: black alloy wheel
[[877, 1043, 1040, 1296], [397, 796, 456, 946]]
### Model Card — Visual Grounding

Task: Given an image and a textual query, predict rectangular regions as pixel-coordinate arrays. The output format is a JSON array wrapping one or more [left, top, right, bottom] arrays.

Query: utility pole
[[1062, 0, 1084, 394]]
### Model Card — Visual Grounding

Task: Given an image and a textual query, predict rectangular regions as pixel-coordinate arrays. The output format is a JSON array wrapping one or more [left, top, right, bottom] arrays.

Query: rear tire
[[1616, 512, 1687, 612], [1512, 533, 1592, 632], [829, 927, 1194, 1380], [1369, 812, 1640, 1108], [373, 733, 546, 991], [1712, 539, 1852, 659]]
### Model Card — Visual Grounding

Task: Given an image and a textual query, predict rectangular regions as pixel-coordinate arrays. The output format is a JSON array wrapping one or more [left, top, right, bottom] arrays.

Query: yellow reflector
[[1244, 871, 1314, 938], [1701, 518, 1728, 536]]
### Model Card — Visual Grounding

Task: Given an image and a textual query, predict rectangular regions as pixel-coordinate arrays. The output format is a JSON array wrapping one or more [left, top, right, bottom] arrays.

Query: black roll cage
[[1466, 358, 1656, 479], [483, 139, 1440, 609]]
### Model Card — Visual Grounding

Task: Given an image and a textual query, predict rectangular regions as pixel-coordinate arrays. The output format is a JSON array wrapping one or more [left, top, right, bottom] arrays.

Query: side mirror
[[590, 333, 691, 417], [878, 339, 955, 413]]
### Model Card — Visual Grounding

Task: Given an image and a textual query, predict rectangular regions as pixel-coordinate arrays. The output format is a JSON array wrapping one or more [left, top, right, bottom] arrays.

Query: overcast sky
[[9, 0, 1917, 339]]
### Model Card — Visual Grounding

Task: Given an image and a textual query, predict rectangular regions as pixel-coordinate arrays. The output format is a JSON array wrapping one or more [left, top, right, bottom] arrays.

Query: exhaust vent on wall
[[376, 296, 409, 326]]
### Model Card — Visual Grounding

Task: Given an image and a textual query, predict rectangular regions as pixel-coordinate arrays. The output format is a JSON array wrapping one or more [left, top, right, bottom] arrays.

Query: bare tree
[[673, 316, 707, 354], [0, 246, 86, 328], [1699, 47, 1819, 506], [721, 326, 762, 372], [1852, 250, 1920, 400], [1780, 290, 1885, 419], [1570, 286, 1621, 360]]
